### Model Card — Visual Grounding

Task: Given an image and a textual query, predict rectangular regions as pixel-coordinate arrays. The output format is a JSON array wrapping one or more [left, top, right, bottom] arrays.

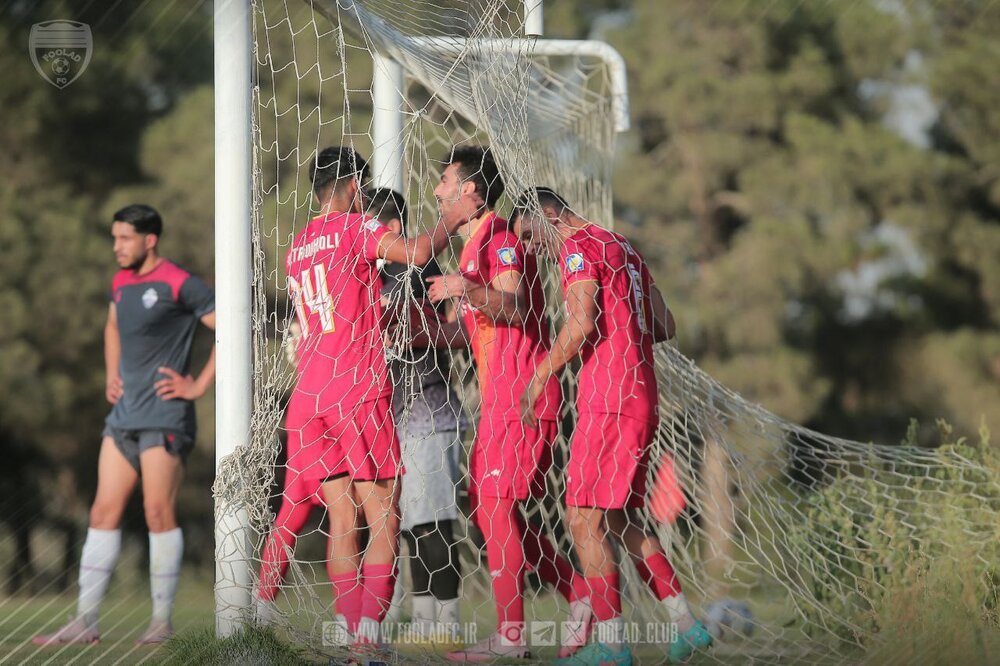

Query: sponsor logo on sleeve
[[497, 247, 518, 266], [565, 253, 585, 274]]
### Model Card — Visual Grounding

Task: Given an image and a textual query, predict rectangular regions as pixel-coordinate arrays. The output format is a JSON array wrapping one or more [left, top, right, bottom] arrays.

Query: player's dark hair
[[113, 204, 163, 237], [512, 186, 570, 221], [311, 146, 369, 197], [444, 145, 504, 208], [366, 188, 408, 231]]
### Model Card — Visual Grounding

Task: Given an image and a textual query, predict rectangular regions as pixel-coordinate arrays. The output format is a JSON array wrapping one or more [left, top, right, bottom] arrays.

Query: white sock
[[412, 595, 435, 636], [384, 577, 405, 626], [663, 593, 696, 633], [254, 595, 278, 625], [77, 528, 122, 628], [436, 597, 460, 641], [594, 616, 624, 650], [149, 528, 183, 623]]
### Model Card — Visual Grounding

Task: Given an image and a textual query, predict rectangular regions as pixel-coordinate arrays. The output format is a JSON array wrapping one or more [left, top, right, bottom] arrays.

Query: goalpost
[[213, 0, 253, 638], [214, 0, 1000, 658], [213, 0, 633, 638]]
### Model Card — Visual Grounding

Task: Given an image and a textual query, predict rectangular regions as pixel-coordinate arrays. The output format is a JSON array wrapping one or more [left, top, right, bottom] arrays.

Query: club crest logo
[[142, 287, 159, 309], [565, 253, 585, 273], [29, 21, 92, 89], [497, 247, 518, 266]]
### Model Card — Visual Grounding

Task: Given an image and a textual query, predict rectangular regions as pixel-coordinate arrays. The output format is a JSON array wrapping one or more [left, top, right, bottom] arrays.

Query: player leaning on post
[[282, 146, 464, 648], [34, 204, 216, 647], [514, 187, 713, 665]]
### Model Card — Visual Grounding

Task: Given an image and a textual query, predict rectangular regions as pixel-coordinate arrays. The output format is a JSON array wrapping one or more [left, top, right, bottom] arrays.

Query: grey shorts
[[399, 429, 462, 531], [102, 426, 194, 473]]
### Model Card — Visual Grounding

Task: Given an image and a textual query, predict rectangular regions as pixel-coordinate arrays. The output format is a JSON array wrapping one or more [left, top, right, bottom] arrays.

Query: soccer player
[[33, 204, 216, 646], [514, 187, 713, 665], [252, 324, 359, 631], [283, 146, 463, 646], [368, 187, 465, 643], [423, 147, 587, 662]]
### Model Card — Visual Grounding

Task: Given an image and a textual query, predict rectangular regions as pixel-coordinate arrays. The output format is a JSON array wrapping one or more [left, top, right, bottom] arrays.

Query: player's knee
[[327, 512, 357, 539], [143, 500, 176, 532], [89, 501, 124, 529], [566, 510, 597, 542]]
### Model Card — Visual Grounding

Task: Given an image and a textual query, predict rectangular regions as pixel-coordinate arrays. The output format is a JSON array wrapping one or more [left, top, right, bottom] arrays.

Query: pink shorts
[[285, 393, 401, 483], [280, 466, 328, 507], [469, 418, 558, 500], [565, 412, 658, 509]]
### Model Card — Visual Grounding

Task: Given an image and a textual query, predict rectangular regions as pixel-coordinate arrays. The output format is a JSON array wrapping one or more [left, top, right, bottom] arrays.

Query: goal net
[[215, 0, 1000, 662]]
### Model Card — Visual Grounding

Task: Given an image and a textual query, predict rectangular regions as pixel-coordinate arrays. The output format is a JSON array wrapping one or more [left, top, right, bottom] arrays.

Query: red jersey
[[459, 212, 561, 422], [286, 211, 392, 416], [559, 224, 658, 423]]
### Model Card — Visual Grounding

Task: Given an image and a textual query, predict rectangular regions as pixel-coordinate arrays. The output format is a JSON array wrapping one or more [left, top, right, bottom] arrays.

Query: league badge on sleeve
[[497, 247, 519, 267], [363, 218, 384, 233], [565, 252, 585, 274]]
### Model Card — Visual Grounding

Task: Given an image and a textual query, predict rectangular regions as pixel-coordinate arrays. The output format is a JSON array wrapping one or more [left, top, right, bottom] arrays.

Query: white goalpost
[[213, 0, 253, 638]]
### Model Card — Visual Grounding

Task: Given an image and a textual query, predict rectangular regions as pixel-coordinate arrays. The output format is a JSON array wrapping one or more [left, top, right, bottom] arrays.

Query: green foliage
[[786, 420, 1000, 644], [165, 627, 316, 665], [608, 0, 1000, 442]]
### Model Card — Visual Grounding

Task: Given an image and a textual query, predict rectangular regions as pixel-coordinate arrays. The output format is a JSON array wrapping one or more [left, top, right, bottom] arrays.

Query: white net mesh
[[215, 0, 1000, 663]]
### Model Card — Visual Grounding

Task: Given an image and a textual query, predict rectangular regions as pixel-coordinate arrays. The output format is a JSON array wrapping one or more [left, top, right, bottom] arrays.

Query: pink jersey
[[286, 211, 392, 415], [459, 212, 561, 422], [559, 224, 658, 423]]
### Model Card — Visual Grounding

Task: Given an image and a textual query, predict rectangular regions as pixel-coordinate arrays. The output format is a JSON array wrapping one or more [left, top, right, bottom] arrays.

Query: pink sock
[[476, 495, 526, 629], [257, 499, 314, 601], [330, 570, 363, 631], [633, 552, 682, 601], [360, 563, 396, 623], [586, 573, 622, 621], [520, 516, 578, 602]]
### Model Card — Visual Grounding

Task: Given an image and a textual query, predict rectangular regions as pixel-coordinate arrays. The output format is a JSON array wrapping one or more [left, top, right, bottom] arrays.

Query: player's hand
[[106, 375, 124, 404], [155, 367, 203, 400], [520, 376, 544, 428], [426, 274, 468, 304]]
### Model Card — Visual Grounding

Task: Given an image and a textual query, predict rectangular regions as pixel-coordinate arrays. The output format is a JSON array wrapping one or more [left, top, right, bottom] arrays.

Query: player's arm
[[156, 311, 217, 401], [105, 303, 123, 404], [426, 271, 526, 325], [520, 279, 599, 426], [650, 283, 676, 343], [394, 302, 469, 349], [377, 216, 458, 267]]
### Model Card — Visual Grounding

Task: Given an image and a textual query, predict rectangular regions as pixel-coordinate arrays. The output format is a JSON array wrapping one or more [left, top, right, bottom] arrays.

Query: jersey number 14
[[288, 264, 335, 337]]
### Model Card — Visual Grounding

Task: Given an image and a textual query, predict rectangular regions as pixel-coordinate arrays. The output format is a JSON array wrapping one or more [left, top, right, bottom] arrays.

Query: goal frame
[[213, 0, 630, 637]]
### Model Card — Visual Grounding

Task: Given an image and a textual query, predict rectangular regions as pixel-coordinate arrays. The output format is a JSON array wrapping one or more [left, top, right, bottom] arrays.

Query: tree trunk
[[6, 520, 34, 595]]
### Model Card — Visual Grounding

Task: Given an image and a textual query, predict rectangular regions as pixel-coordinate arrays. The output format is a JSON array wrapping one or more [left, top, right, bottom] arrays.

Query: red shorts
[[285, 393, 401, 483], [280, 466, 327, 507], [565, 412, 658, 509], [469, 418, 558, 500]]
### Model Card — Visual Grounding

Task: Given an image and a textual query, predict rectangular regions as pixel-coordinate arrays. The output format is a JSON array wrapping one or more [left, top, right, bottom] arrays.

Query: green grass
[[0, 565, 215, 665]]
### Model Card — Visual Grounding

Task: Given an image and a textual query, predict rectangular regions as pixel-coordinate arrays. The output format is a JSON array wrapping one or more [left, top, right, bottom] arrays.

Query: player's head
[[512, 187, 572, 259], [112, 204, 162, 270], [311, 146, 369, 213], [434, 145, 504, 226], [365, 187, 408, 235]]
